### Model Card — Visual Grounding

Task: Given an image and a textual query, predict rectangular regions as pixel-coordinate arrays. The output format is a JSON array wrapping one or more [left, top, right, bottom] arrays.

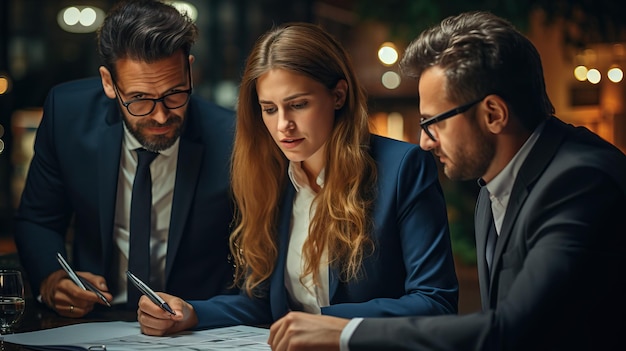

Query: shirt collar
[[288, 161, 325, 192], [481, 121, 546, 200]]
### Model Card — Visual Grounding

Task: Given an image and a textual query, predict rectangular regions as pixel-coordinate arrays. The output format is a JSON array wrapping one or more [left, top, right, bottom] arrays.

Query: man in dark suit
[[14, 0, 236, 318], [267, 11, 626, 351]]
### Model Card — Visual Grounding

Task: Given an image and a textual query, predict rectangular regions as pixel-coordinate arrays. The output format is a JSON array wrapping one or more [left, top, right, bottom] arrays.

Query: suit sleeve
[[190, 291, 274, 329], [349, 165, 626, 350], [14, 88, 73, 297], [322, 146, 458, 318]]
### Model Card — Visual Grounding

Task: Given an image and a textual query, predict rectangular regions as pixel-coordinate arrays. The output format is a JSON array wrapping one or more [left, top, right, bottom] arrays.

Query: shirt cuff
[[340, 318, 363, 351]]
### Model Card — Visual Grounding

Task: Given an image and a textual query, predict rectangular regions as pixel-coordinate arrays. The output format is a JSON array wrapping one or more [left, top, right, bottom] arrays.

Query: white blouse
[[284, 161, 330, 314]]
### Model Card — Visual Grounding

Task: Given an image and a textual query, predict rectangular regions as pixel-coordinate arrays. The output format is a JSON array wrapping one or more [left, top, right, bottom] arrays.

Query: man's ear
[[482, 94, 508, 134], [333, 79, 348, 109], [99, 66, 116, 99]]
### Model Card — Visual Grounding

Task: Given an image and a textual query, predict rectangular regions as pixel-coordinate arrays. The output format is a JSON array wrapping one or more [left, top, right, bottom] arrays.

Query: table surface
[[1, 296, 137, 350]]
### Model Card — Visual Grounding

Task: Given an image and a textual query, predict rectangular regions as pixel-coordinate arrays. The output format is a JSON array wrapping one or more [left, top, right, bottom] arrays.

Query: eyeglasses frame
[[110, 62, 193, 117], [419, 97, 485, 142]]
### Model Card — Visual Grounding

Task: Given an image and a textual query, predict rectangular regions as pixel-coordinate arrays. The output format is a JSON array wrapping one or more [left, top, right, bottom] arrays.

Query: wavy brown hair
[[231, 22, 377, 296]]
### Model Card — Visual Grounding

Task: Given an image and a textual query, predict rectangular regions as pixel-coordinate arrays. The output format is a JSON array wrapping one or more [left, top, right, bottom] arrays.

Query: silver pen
[[56, 252, 111, 307], [126, 270, 176, 315]]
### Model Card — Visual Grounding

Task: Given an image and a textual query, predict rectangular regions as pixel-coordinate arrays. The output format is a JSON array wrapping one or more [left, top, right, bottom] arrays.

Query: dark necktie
[[485, 207, 498, 275], [127, 148, 158, 308]]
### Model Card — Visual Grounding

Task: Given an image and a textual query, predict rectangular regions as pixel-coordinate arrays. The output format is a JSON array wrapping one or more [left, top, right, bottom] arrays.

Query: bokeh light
[[378, 42, 398, 66], [381, 71, 401, 89]]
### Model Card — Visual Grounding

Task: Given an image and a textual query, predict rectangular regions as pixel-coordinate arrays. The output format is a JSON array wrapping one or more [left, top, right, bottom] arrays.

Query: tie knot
[[136, 148, 159, 166]]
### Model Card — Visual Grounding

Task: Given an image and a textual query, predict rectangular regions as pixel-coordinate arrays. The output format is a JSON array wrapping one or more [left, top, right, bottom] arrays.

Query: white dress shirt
[[111, 124, 178, 304], [284, 161, 330, 314], [483, 122, 544, 234]]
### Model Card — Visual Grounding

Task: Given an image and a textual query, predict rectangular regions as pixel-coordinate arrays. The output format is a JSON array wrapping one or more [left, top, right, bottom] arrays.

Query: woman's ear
[[482, 94, 508, 135], [333, 79, 348, 109], [99, 66, 116, 99]]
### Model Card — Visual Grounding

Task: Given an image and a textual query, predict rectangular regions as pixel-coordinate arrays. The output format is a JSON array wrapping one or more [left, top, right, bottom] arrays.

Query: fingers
[[269, 312, 298, 351], [75, 272, 113, 306], [56, 303, 93, 318], [268, 312, 346, 351], [40, 269, 105, 317], [137, 293, 197, 336], [77, 271, 110, 293]]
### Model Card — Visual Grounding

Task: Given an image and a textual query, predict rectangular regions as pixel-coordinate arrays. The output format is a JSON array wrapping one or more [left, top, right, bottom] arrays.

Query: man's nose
[[419, 129, 437, 150], [150, 102, 169, 124]]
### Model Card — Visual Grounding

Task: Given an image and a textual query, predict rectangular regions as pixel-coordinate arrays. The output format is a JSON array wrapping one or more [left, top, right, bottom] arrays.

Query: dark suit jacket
[[14, 77, 237, 302], [350, 117, 626, 351], [190, 135, 459, 329]]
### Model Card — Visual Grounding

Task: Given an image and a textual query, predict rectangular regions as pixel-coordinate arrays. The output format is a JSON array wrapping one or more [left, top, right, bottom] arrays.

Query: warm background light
[[607, 66, 623, 83], [573, 65, 588, 81], [166, 1, 198, 22], [586, 68, 601, 84], [57, 6, 104, 33], [377, 42, 398, 66], [381, 71, 401, 89], [0, 76, 9, 95]]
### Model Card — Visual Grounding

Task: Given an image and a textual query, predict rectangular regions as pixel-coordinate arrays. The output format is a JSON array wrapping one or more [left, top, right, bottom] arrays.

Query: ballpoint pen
[[126, 270, 176, 315], [56, 252, 111, 307]]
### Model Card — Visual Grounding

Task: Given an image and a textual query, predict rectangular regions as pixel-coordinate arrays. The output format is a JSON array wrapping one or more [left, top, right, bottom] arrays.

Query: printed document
[[1, 321, 270, 350]]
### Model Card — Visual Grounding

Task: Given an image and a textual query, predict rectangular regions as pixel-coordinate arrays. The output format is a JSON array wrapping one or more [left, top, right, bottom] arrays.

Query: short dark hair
[[97, 0, 198, 78], [400, 11, 554, 131]]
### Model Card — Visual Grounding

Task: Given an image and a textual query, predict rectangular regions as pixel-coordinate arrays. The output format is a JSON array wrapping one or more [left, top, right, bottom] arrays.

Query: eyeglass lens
[[126, 91, 190, 116]]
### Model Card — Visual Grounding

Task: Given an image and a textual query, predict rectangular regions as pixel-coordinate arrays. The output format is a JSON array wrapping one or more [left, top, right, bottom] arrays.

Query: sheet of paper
[[1, 322, 270, 350]]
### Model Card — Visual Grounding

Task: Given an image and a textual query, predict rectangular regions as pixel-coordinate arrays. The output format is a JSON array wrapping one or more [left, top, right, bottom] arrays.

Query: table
[[1, 296, 137, 350]]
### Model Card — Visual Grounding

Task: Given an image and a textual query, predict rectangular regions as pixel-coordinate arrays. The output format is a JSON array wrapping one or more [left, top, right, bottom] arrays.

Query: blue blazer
[[191, 135, 458, 328], [349, 117, 626, 351], [15, 77, 237, 301]]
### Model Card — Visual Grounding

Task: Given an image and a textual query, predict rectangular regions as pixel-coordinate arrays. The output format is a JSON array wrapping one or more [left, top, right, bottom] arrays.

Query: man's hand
[[268, 311, 349, 351], [40, 269, 113, 318], [137, 292, 198, 336]]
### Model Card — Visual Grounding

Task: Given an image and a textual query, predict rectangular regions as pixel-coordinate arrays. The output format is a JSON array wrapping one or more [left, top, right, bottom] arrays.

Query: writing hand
[[137, 292, 198, 336], [40, 270, 113, 318], [268, 311, 347, 351]]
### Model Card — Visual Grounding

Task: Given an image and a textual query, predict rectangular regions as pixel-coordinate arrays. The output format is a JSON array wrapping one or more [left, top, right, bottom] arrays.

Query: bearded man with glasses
[[15, 0, 237, 318]]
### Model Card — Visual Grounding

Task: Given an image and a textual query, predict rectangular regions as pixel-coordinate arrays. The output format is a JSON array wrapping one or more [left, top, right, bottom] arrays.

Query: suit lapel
[[164, 137, 203, 281], [98, 106, 123, 276], [271, 185, 296, 318], [488, 117, 568, 296], [475, 187, 492, 309]]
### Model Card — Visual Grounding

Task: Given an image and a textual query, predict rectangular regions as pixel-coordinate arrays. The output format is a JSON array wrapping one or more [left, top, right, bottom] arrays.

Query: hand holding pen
[[126, 271, 175, 315], [56, 252, 112, 310], [129, 272, 200, 336]]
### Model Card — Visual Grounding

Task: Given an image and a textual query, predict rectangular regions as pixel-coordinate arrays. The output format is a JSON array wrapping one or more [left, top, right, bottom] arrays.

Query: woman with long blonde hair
[[137, 22, 458, 336]]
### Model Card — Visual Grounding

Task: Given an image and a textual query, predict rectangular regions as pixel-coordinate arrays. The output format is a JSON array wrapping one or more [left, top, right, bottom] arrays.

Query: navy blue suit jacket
[[15, 77, 237, 301], [191, 135, 458, 328], [350, 117, 626, 351]]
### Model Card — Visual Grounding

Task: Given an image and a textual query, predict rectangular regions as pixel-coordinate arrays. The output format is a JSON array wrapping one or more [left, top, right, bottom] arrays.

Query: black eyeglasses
[[111, 65, 193, 117], [419, 97, 485, 142]]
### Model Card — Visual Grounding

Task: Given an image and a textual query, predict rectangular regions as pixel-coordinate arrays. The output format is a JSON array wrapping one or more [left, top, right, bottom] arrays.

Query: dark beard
[[123, 114, 184, 152], [443, 117, 495, 181]]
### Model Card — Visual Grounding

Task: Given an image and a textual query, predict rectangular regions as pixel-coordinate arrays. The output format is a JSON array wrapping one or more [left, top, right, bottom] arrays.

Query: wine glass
[[0, 270, 25, 334]]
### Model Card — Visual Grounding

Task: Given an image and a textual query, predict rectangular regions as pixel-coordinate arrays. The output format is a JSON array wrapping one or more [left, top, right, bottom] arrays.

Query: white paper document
[[1, 321, 270, 350]]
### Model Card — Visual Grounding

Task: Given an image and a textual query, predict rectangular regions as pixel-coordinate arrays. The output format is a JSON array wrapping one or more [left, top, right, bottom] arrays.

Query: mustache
[[139, 115, 183, 128]]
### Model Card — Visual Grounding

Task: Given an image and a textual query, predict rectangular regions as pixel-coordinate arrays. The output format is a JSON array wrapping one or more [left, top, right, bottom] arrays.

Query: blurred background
[[1, 0, 625, 312]]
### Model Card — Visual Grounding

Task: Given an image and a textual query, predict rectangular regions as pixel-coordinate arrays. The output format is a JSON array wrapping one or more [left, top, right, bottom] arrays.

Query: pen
[[126, 271, 176, 315], [56, 252, 111, 307]]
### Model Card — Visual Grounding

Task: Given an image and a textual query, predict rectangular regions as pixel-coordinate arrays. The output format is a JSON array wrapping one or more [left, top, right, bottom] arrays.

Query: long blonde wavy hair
[[230, 22, 377, 296]]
